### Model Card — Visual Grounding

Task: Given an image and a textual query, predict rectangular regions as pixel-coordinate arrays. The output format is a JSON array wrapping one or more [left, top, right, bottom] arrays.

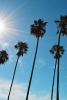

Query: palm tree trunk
[[56, 58, 60, 100], [7, 56, 19, 100], [56, 32, 61, 100], [26, 37, 39, 100], [58, 32, 61, 45], [51, 58, 57, 100]]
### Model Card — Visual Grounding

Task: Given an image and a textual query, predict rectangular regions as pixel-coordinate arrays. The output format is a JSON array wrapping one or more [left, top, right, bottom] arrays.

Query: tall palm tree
[[50, 44, 65, 100], [54, 15, 67, 100], [26, 19, 47, 100], [0, 50, 9, 64], [50, 49, 57, 100], [54, 15, 67, 48], [55, 15, 67, 37], [7, 41, 28, 100]]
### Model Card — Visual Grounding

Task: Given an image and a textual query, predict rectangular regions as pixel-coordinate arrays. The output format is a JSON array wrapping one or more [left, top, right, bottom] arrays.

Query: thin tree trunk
[[58, 32, 61, 45], [51, 58, 57, 100], [26, 37, 39, 100], [7, 56, 19, 100], [56, 32, 61, 100], [56, 58, 60, 100]]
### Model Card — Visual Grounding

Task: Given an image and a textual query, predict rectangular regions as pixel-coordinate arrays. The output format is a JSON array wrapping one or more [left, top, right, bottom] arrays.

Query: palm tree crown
[[50, 44, 65, 58], [0, 50, 9, 64], [31, 19, 47, 38], [55, 15, 67, 36], [14, 41, 28, 57]]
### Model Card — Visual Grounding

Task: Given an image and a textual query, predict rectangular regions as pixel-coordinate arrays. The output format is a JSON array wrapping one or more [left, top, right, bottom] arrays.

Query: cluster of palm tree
[[50, 15, 67, 100], [0, 42, 28, 100], [7, 19, 47, 100], [0, 15, 67, 100]]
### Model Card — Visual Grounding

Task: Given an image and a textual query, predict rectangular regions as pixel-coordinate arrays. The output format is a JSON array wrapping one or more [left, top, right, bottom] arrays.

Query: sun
[[0, 4, 28, 43], [0, 21, 6, 32]]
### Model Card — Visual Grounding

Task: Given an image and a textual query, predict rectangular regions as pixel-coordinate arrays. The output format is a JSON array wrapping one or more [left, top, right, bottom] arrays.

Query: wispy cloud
[[36, 57, 46, 68], [18, 59, 25, 73], [0, 77, 50, 100], [9, 54, 14, 62], [0, 41, 9, 49]]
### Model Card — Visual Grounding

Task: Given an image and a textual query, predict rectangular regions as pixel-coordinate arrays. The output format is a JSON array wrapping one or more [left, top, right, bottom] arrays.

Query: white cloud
[[0, 77, 50, 100], [0, 41, 9, 49], [39, 57, 46, 66], [9, 54, 14, 62], [0, 77, 27, 100], [28, 93, 50, 100], [18, 59, 26, 73], [36, 57, 46, 68]]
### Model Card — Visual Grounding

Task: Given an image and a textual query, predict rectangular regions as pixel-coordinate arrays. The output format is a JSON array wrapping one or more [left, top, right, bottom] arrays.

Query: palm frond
[[14, 41, 28, 56], [55, 15, 67, 36], [0, 50, 9, 64], [31, 19, 47, 38], [50, 44, 65, 59]]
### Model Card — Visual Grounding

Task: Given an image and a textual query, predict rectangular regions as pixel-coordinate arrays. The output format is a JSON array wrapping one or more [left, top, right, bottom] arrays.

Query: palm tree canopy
[[50, 44, 65, 58], [31, 19, 48, 38], [55, 15, 67, 36], [14, 41, 28, 57], [0, 50, 9, 64]]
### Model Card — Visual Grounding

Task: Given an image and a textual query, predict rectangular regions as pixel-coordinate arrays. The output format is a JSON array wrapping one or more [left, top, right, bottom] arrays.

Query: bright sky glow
[[0, 15, 22, 45], [0, 20, 6, 32]]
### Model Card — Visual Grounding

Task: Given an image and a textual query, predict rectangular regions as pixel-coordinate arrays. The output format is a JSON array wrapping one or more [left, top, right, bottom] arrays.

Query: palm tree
[[54, 15, 67, 100], [50, 44, 65, 100], [54, 15, 67, 47], [50, 49, 57, 100], [26, 19, 47, 100], [0, 50, 9, 64], [7, 41, 28, 100], [55, 15, 67, 37]]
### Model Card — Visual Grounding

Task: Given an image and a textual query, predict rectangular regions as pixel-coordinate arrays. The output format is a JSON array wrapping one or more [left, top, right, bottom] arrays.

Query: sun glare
[[0, 3, 28, 43], [0, 21, 6, 32], [0, 16, 19, 42]]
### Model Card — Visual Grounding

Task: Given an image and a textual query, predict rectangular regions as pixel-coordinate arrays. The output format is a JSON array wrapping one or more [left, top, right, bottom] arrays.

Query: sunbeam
[[0, 0, 30, 49], [2, 0, 30, 23], [0, 21, 6, 32]]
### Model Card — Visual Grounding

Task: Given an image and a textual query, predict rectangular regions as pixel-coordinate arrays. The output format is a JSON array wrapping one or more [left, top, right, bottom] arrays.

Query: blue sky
[[0, 0, 67, 100]]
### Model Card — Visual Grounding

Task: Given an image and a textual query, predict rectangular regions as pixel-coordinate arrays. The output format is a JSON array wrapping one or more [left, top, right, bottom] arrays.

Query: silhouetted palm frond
[[55, 15, 67, 36], [0, 50, 9, 64], [14, 41, 28, 56], [31, 19, 47, 38], [50, 44, 65, 59]]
